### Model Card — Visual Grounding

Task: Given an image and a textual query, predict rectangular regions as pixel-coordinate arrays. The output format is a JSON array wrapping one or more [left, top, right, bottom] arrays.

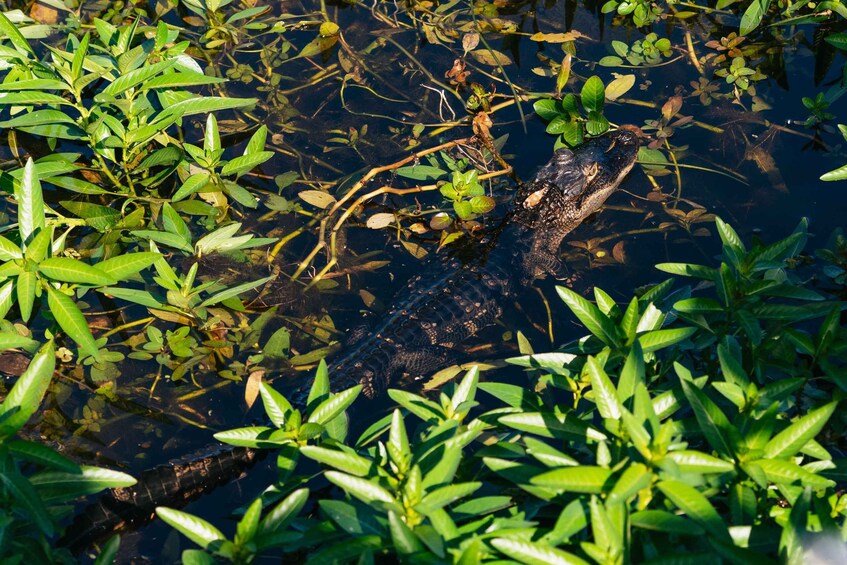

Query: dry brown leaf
[[366, 212, 396, 229], [359, 289, 377, 308], [245, 369, 264, 409], [298, 190, 337, 209], [400, 239, 429, 259], [30, 1, 59, 24]]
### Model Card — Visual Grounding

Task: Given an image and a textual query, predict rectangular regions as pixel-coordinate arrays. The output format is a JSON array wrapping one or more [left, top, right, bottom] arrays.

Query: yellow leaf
[[245, 369, 264, 409], [469, 49, 512, 66], [605, 74, 636, 101], [529, 31, 583, 43]]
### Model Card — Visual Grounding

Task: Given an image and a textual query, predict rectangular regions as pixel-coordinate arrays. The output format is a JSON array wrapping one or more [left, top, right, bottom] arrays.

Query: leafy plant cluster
[[159, 218, 847, 563], [0, 340, 134, 563], [0, 15, 283, 381], [533, 75, 609, 148]]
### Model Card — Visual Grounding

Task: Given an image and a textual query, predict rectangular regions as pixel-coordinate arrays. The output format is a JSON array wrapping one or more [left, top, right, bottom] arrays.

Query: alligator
[[60, 130, 640, 553]]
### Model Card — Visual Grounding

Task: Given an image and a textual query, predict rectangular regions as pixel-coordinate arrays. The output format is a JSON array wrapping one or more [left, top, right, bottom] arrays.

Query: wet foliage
[[0, 0, 843, 561]]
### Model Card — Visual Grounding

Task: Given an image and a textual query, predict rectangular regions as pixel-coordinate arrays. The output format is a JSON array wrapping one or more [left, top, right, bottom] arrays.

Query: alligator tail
[[60, 446, 261, 554]]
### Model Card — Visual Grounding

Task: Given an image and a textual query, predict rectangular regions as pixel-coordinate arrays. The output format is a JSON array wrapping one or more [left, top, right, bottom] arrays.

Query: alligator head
[[514, 129, 640, 235]]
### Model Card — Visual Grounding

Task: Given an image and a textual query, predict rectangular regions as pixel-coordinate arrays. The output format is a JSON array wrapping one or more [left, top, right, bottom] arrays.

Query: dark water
[[9, 0, 846, 560]]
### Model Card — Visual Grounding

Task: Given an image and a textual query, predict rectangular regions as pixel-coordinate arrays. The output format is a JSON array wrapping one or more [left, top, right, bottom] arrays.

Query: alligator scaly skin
[[61, 131, 640, 552]]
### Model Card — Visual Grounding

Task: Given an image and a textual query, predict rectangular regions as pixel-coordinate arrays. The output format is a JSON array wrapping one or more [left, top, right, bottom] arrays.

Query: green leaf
[[256, 488, 308, 540], [388, 389, 445, 421], [172, 173, 212, 201], [0, 11, 35, 55], [581, 76, 605, 113], [678, 369, 736, 458], [258, 382, 293, 428], [821, 163, 847, 181], [763, 401, 837, 459], [156, 507, 229, 554], [45, 286, 99, 359], [16, 271, 37, 322], [639, 327, 696, 353], [479, 382, 540, 409], [491, 537, 590, 565], [235, 498, 262, 546], [59, 201, 120, 231], [388, 510, 424, 554], [0, 91, 71, 106], [586, 356, 621, 420], [524, 436, 579, 468], [631, 510, 704, 535], [30, 466, 136, 502], [161, 202, 191, 243], [95, 252, 160, 281], [0, 109, 76, 128], [657, 480, 731, 541], [0, 341, 55, 436], [17, 158, 45, 246], [533, 99, 561, 121], [415, 482, 482, 514], [387, 409, 410, 470], [221, 151, 274, 176], [749, 458, 834, 489], [499, 411, 607, 442], [7, 439, 79, 472], [396, 164, 447, 181], [166, 95, 258, 117], [212, 426, 278, 448], [319, 499, 386, 536], [306, 385, 361, 425], [96, 59, 177, 101], [715, 217, 745, 252], [93, 535, 120, 565], [38, 257, 117, 286], [300, 445, 372, 476], [740, 0, 770, 36], [0, 468, 54, 536], [663, 450, 735, 474], [656, 263, 717, 280], [608, 463, 653, 504], [142, 71, 226, 90], [324, 471, 398, 507], [556, 286, 619, 346], [531, 466, 612, 493], [0, 234, 22, 261], [198, 276, 272, 308]]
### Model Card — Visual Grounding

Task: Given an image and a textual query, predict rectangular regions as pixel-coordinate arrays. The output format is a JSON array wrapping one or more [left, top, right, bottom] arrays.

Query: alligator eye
[[583, 162, 600, 181], [524, 186, 547, 208]]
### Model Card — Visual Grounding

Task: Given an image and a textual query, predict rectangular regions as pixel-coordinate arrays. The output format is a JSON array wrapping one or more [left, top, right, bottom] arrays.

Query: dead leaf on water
[[529, 31, 583, 43], [298, 190, 337, 209], [469, 49, 512, 66], [30, 1, 60, 24], [462, 32, 480, 54], [245, 369, 264, 409], [366, 212, 396, 229], [360, 289, 377, 308], [613, 241, 626, 263], [400, 240, 428, 259]]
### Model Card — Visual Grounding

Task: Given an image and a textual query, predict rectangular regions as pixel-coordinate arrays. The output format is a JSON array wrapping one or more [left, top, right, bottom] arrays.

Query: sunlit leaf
[[45, 286, 99, 359], [0, 340, 55, 436]]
